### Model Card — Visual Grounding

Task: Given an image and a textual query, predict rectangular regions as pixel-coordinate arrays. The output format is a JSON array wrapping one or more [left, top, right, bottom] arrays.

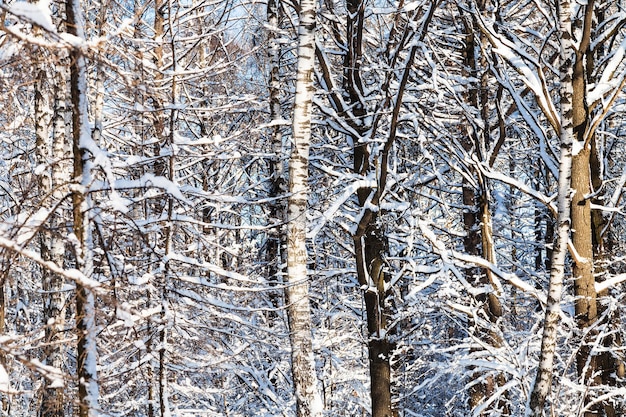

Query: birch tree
[[471, 0, 626, 414], [265, 0, 287, 317], [285, 0, 323, 414], [35, 50, 70, 417], [526, 1, 575, 412]]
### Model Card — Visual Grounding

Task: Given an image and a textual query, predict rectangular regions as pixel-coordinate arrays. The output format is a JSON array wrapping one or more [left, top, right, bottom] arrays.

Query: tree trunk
[[66, 0, 99, 413], [527, 1, 575, 414], [266, 0, 286, 318], [459, 5, 506, 413], [572, 3, 623, 416], [36, 56, 70, 417], [284, 0, 323, 415], [316, 3, 433, 415], [590, 136, 624, 417], [355, 230, 392, 417], [159, 3, 179, 412], [343, 0, 393, 414], [0, 269, 7, 412]]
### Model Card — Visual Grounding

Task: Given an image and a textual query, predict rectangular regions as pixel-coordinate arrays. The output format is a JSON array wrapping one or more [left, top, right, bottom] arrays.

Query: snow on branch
[[113, 173, 189, 204], [0, 207, 52, 247], [0, 0, 108, 52], [595, 273, 626, 293], [475, 160, 557, 215], [472, 380, 519, 417], [591, 12, 626, 53], [0, 1, 77, 49], [5, 0, 55, 32], [167, 252, 259, 285], [419, 219, 546, 305], [488, 68, 559, 178], [0, 351, 64, 393], [587, 76, 626, 143], [308, 178, 377, 239], [607, 162, 626, 210], [588, 36, 626, 105], [0, 235, 101, 292], [475, 12, 559, 133]]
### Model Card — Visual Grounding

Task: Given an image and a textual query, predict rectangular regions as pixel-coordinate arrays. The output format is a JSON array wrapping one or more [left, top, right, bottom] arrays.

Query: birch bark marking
[[285, 0, 323, 415], [66, 0, 99, 413], [527, 1, 574, 415], [266, 0, 286, 317], [36, 59, 69, 417]]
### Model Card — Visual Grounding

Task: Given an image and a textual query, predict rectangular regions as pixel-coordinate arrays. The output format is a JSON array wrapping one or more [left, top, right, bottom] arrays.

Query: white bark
[[527, 1, 574, 415], [36, 54, 70, 417], [266, 0, 286, 316], [285, 0, 323, 415]]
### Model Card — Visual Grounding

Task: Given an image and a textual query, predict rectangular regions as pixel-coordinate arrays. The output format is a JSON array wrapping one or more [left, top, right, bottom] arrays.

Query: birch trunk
[[266, 0, 286, 317], [526, 1, 574, 414], [36, 58, 69, 417], [66, 0, 99, 413], [285, 0, 323, 414]]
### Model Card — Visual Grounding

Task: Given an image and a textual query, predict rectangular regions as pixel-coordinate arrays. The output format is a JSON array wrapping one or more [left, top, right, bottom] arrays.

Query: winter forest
[[1, 0, 626, 415]]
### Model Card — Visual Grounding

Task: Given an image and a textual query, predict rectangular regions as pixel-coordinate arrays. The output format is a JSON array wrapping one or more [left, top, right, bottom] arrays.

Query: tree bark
[[571, 3, 623, 416], [284, 0, 323, 415], [66, 0, 99, 413], [459, 5, 506, 413], [159, 2, 178, 413], [0, 279, 5, 413], [36, 56, 69, 417], [342, 0, 392, 414], [266, 0, 286, 318], [527, 1, 575, 414]]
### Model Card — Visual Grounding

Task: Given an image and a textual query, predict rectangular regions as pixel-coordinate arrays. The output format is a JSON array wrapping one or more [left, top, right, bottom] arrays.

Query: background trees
[[0, 0, 626, 416]]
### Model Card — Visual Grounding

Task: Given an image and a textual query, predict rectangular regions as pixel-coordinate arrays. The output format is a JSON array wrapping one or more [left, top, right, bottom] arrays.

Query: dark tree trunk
[[459, 4, 507, 414]]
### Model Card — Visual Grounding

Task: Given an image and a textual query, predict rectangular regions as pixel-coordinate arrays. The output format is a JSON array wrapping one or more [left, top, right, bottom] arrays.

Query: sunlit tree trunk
[[527, 1, 574, 414], [590, 138, 624, 417], [569, 5, 600, 417], [66, 0, 99, 413], [284, 0, 323, 414], [336, 3, 436, 416], [570, 3, 623, 416]]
